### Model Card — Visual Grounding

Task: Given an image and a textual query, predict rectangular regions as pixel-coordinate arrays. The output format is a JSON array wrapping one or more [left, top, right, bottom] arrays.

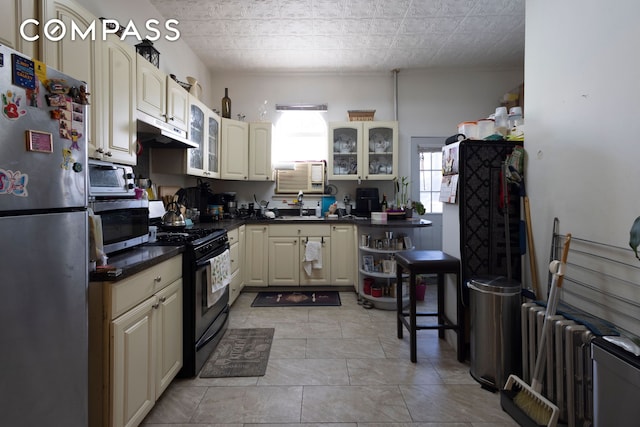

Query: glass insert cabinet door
[[328, 121, 397, 181], [328, 122, 362, 180], [207, 114, 219, 175], [188, 103, 205, 171], [364, 121, 398, 180]]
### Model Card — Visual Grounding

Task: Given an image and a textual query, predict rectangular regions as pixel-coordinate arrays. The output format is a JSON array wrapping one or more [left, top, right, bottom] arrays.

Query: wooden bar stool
[[395, 250, 465, 363]]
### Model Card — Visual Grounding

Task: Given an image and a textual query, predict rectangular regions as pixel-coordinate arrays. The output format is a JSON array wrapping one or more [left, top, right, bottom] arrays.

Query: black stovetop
[[155, 227, 227, 246]]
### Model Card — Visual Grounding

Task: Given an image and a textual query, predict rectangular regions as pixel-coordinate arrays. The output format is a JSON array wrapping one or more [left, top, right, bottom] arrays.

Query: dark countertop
[[92, 216, 431, 282], [214, 217, 432, 228], [90, 245, 184, 282]]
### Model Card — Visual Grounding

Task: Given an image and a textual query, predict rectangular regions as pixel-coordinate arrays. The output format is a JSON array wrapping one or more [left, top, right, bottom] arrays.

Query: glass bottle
[[221, 88, 231, 119], [381, 194, 388, 212]]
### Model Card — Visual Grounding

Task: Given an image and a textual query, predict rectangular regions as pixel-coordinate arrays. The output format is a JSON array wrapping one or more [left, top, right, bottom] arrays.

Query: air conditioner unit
[[275, 161, 325, 194]]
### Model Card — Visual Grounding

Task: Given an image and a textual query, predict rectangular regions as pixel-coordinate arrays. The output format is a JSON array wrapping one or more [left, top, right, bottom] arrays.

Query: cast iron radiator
[[521, 228, 639, 427], [521, 302, 595, 427]]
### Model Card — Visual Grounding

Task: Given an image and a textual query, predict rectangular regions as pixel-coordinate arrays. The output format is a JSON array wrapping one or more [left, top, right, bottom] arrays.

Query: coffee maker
[[354, 187, 380, 217], [214, 192, 237, 218]]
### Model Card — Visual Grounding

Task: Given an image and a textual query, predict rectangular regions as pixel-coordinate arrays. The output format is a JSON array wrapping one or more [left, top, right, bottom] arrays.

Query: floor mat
[[199, 328, 274, 378], [251, 291, 341, 307]]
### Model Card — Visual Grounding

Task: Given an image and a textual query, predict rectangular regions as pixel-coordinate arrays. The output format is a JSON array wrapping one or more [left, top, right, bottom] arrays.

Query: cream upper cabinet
[[136, 58, 189, 133], [151, 96, 220, 178], [328, 121, 398, 181], [244, 225, 268, 287], [186, 97, 220, 178], [0, 0, 37, 58], [96, 35, 137, 165], [220, 118, 249, 180], [39, 0, 102, 151], [327, 122, 361, 181], [330, 224, 356, 288], [136, 57, 165, 119], [166, 78, 189, 132], [249, 122, 274, 181]]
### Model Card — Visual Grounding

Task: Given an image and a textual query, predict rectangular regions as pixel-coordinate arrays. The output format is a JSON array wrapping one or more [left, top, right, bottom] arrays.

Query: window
[[273, 111, 327, 163], [418, 147, 443, 213]]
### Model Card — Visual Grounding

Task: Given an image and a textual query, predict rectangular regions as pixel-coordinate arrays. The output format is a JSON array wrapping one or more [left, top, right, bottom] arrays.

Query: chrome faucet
[[297, 190, 304, 216]]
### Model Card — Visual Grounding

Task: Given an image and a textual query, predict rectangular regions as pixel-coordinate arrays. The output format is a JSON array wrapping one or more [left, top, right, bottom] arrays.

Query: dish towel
[[207, 249, 231, 308], [303, 241, 322, 276]]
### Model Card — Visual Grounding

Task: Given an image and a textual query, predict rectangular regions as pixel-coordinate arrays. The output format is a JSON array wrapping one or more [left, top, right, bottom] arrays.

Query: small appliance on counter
[[354, 187, 381, 217], [211, 192, 237, 218]]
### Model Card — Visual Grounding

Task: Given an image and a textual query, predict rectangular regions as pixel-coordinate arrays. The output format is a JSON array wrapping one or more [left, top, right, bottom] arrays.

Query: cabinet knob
[[96, 147, 104, 154], [106, 151, 113, 157], [152, 303, 159, 309], [159, 296, 167, 303], [169, 116, 175, 121], [154, 276, 162, 282]]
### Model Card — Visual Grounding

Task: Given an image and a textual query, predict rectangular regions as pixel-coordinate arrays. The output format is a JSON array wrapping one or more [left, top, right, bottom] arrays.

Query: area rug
[[251, 291, 341, 307], [199, 328, 274, 378]]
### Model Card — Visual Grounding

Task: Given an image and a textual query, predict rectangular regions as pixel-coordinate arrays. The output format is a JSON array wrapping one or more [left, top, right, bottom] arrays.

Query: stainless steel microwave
[[88, 159, 136, 198], [89, 198, 149, 255]]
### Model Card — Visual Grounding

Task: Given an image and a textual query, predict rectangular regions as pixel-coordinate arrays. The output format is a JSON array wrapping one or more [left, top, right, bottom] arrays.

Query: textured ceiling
[[149, 0, 525, 73]]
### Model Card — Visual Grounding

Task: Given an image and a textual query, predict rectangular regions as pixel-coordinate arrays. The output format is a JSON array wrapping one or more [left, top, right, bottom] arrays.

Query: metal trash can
[[467, 276, 522, 390]]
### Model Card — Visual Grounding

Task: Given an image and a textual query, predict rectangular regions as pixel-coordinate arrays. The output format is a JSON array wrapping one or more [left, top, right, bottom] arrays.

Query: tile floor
[[142, 288, 518, 427]]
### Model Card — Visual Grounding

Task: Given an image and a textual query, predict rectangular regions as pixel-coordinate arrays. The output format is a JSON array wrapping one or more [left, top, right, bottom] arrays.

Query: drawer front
[[109, 255, 182, 319], [227, 227, 240, 245], [269, 224, 330, 237]]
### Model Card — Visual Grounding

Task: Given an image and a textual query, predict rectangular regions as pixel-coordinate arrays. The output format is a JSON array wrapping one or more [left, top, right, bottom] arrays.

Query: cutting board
[[158, 186, 181, 207]]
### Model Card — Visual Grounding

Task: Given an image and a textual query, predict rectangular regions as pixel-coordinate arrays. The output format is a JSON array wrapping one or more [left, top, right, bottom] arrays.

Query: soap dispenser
[[315, 201, 321, 217]]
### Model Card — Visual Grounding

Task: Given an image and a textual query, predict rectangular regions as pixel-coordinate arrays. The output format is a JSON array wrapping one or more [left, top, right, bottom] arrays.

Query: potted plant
[[395, 176, 410, 209]]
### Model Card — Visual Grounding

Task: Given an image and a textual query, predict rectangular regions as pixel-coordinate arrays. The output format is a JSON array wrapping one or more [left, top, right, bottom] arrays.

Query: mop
[[501, 234, 572, 427]]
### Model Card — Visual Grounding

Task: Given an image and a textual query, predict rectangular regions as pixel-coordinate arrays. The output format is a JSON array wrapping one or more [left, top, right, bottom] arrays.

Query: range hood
[[136, 110, 197, 149]]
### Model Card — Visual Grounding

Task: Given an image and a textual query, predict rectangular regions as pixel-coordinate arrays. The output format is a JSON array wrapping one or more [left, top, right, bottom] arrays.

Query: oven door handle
[[196, 244, 230, 269]]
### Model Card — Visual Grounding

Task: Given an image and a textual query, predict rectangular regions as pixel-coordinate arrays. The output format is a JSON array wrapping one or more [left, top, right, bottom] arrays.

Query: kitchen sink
[[274, 216, 324, 221]]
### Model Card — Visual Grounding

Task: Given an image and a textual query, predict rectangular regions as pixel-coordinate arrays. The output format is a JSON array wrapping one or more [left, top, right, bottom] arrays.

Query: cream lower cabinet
[[89, 255, 183, 427], [228, 225, 245, 304], [244, 225, 269, 287], [330, 224, 356, 288], [268, 225, 331, 286]]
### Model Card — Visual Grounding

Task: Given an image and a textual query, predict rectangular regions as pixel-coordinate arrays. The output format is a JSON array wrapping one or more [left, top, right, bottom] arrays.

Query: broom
[[501, 234, 572, 427]]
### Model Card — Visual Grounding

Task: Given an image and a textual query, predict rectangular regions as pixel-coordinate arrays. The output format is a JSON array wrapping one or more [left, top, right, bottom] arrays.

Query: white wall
[[526, 0, 640, 335], [81, 0, 213, 106], [208, 69, 522, 211]]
